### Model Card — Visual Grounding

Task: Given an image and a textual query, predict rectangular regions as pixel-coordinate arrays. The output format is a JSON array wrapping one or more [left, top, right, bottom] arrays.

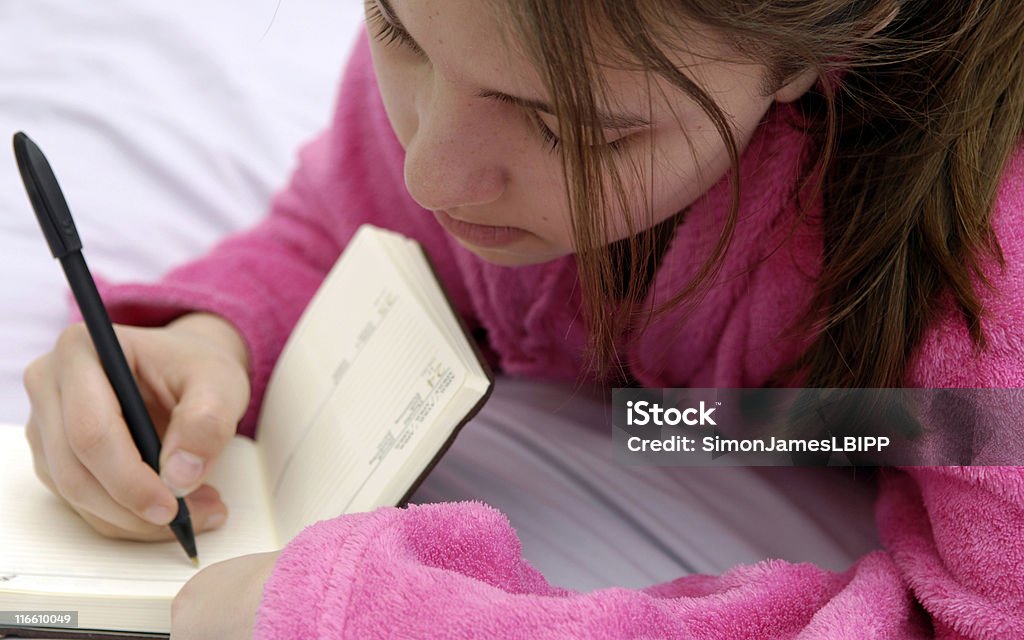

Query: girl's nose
[[403, 82, 507, 212]]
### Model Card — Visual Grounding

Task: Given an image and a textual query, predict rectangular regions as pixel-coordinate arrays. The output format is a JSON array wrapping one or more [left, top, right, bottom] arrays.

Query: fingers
[[46, 325, 182, 528], [23, 322, 239, 541], [70, 484, 229, 542], [31, 406, 228, 539], [27, 395, 227, 540], [60, 348, 183, 523]]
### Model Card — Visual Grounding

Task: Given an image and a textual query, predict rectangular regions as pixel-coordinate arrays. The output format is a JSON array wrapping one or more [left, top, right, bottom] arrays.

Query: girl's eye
[[531, 113, 562, 153], [366, 1, 424, 56], [530, 113, 631, 155]]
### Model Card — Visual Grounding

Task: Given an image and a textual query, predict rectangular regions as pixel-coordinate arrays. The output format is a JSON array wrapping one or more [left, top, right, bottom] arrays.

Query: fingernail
[[145, 504, 174, 525], [162, 450, 204, 496], [206, 512, 226, 530], [188, 484, 217, 502]]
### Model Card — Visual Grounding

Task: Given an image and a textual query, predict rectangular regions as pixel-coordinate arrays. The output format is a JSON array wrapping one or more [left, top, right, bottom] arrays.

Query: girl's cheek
[[377, 82, 419, 149], [367, 49, 421, 150]]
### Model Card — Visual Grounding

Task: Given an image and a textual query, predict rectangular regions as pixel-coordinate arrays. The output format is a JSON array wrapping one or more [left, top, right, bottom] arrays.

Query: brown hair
[[500, 0, 1024, 388]]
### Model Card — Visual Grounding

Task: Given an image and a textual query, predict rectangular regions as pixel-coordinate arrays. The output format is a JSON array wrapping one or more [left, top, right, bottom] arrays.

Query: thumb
[[159, 370, 247, 497]]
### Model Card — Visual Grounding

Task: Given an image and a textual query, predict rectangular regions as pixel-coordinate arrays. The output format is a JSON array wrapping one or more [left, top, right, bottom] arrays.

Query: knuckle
[[54, 323, 90, 354], [66, 417, 111, 460], [177, 402, 231, 443], [214, 356, 245, 388], [24, 418, 41, 451], [122, 482, 166, 515], [22, 355, 54, 398]]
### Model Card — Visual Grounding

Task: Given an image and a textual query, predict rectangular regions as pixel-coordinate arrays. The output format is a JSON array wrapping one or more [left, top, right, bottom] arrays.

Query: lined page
[[384, 236, 486, 378], [0, 426, 277, 599], [257, 226, 468, 542]]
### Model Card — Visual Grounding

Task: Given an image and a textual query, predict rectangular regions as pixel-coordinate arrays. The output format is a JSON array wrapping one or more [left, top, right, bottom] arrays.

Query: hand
[[23, 313, 251, 541], [171, 550, 281, 639]]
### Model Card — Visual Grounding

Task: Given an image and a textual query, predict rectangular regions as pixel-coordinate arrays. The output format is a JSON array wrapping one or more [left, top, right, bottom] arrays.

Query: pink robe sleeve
[[254, 501, 928, 639], [251, 402, 1024, 636]]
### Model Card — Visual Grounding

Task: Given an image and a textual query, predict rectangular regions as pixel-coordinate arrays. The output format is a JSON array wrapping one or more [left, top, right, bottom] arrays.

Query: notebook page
[[382, 235, 488, 379], [256, 226, 469, 543], [0, 426, 277, 600]]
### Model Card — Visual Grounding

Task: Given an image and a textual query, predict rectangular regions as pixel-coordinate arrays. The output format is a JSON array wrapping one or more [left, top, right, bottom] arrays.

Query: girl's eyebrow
[[377, 0, 652, 130]]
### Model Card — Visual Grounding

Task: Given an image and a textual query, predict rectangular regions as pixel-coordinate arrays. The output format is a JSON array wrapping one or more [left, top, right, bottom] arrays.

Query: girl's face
[[366, 0, 813, 266]]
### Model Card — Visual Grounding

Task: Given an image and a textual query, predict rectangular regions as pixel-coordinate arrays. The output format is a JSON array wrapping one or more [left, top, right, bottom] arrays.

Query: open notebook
[[0, 225, 493, 638]]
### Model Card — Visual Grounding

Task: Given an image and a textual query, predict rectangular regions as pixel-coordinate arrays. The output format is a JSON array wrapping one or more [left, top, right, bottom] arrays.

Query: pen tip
[[190, 556, 200, 568]]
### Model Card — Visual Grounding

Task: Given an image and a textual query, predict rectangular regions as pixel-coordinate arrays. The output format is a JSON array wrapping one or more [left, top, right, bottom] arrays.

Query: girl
[[23, 0, 1024, 637]]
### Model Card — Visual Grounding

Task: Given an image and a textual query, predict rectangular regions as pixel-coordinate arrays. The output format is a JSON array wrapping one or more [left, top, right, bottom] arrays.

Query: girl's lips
[[433, 210, 529, 248]]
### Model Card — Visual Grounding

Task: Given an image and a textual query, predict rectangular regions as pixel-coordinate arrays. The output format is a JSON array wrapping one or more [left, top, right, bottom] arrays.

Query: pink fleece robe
[[100, 32, 1024, 638]]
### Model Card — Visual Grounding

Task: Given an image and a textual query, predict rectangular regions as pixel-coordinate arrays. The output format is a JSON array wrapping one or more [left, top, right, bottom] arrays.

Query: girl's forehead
[[386, 0, 768, 126], [387, 1, 539, 91]]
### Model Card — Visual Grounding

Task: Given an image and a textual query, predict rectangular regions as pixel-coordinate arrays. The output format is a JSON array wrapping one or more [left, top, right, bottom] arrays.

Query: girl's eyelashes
[[485, 92, 556, 151], [366, 1, 424, 56], [510, 97, 632, 155], [531, 115, 633, 155], [531, 113, 562, 153]]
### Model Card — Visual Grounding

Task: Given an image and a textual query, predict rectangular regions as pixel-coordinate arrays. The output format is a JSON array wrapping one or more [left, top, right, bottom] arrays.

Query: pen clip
[[12, 132, 83, 258]]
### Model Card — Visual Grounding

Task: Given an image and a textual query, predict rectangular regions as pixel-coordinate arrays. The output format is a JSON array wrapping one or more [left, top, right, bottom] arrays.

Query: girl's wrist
[[167, 312, 251, 373]]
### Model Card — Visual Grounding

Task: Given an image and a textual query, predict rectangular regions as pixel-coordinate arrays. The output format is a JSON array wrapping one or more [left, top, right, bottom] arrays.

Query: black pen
[[13, 132, 198, 566]]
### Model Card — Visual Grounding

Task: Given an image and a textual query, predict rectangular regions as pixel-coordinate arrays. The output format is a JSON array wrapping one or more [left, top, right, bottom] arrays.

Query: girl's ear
[[773, 67, 819, 104], [772, 5, 898, 105]]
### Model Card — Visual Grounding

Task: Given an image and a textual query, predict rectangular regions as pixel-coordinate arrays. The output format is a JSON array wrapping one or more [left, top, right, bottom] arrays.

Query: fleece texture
[[100, 30, 1024, 639]]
